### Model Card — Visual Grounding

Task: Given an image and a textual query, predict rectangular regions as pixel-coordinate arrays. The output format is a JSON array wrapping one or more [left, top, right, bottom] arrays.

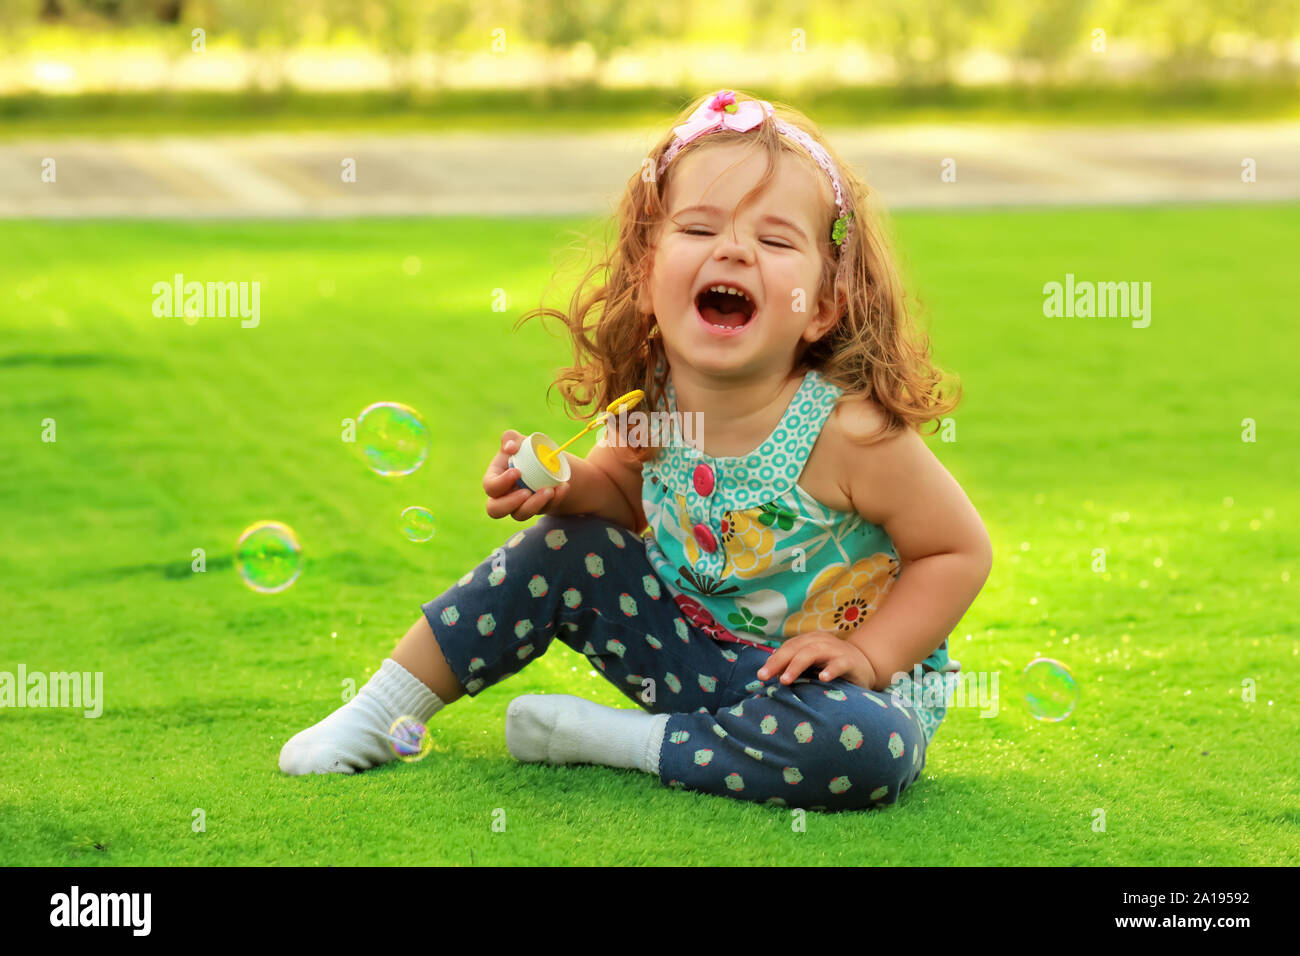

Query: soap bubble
[[400, 506, 437, 542], [1022, 657, 1079, 721], [235, 521, 302, 593], [388, 715, 432, 762], [357, 402, 430, 476]]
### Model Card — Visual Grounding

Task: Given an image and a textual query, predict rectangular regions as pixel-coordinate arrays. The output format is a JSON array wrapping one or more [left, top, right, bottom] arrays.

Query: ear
[[636, 275, 651, 315], [803, 282, 842, 344], [636, 254, 655, 316]]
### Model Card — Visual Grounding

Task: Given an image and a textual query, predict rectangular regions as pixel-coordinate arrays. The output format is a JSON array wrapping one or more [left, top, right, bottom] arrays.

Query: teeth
[[707, 284, 750, 302]]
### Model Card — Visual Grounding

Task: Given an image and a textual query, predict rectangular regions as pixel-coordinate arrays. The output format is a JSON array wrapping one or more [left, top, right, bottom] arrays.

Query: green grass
[[3, 81, 1299, 139], [1, 204, 1296, 866]]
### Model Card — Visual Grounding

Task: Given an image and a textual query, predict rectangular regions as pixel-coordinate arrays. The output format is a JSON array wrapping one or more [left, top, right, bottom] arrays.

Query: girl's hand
[[756, 631, 878, 691], [483, 430, 570, 521]]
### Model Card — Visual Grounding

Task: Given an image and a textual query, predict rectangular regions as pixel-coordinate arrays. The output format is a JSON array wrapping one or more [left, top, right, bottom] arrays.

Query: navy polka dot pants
[[421, 513, 934, 812]]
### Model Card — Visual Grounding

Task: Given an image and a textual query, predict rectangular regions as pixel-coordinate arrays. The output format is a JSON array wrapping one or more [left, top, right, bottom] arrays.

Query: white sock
[[504, 694, 670, 775], [279, 658, 446, 775]]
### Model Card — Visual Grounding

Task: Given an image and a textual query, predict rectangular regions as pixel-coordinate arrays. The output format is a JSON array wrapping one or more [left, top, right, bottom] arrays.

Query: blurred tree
[[155, 0, 182, 23], [360, 0, 474, 92], [863, 0, 995, 85], [18, 0, 186, 29], [4, 0, 1296, 92], [519, 0, 583, 89], [82, 0, 125, 18], [1255, 0, 1300, 78], [217, 0, 311, 90], [646, 0, 694, 38], [0, 0, 40, 58], [1012, 0, 1095, 82], [1216, 0, 1299, 79], [428, 0, 474, 89], [311, 0, 472, 91], [110, 0, 181, 25], [614, 0, 691, 87], [520, 0, 648, 89], [749, 0, 811, 52], [1118, 0, 1233, 82], [370, 0, 421, 90]]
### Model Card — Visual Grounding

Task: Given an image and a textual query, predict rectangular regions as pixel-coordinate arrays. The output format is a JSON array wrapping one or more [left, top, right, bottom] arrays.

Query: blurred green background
[[0, 0, 1297, 134]]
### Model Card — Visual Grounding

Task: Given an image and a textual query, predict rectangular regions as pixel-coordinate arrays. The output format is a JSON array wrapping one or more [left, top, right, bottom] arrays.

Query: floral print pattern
[[639, 355, 956, 681], [783, 553, 901, 638]]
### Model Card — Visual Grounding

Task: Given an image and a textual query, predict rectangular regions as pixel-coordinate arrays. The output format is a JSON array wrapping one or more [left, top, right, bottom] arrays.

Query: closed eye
[[683, 228, 792, 248]]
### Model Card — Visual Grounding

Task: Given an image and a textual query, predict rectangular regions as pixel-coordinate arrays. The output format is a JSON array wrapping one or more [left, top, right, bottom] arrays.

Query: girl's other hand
[[756, 631, 879, 692], [483, 429, 570, 521]]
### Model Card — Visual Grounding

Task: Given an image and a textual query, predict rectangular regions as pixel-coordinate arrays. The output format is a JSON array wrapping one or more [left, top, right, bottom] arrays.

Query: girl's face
[[640, 141, 840, 380]]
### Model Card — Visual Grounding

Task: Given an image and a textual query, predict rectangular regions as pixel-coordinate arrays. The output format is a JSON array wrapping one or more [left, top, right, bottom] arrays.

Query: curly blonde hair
[[515, 89, 960, 465]]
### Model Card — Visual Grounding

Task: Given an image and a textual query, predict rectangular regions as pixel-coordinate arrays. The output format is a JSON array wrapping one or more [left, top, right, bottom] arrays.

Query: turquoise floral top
[[638, 356, 959, 680]]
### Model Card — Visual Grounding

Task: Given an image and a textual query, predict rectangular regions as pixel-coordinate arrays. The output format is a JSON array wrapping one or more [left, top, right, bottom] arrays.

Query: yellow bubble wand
[[536, 389, 645, 473]]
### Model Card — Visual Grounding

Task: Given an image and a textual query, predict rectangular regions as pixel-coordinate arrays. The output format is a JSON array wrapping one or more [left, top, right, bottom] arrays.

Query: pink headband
[[656, 90, 854, 248]]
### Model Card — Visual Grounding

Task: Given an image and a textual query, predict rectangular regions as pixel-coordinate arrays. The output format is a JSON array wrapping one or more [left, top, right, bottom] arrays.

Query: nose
[[712, 227, 755, 264]]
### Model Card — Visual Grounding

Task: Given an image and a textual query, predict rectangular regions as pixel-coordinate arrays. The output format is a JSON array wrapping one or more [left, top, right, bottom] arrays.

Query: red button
[[693, 523, 717, 552], [693, 463, 715, 496]]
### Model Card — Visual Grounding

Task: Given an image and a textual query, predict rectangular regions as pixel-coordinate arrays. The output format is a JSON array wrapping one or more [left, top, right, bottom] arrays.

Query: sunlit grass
[[0, 204, 1296, 864]]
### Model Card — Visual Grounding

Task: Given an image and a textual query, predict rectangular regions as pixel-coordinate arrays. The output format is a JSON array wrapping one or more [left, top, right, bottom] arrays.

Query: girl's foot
[[505, 694, 668, 774], [279, 658, 446, 775]]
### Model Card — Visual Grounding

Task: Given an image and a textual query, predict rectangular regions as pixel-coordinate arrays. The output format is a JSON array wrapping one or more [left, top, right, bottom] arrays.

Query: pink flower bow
[[671, 90, 773, 147]]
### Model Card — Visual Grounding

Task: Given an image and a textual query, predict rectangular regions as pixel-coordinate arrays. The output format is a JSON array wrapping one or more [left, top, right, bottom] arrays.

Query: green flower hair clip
[[831, 212, 853, 247]]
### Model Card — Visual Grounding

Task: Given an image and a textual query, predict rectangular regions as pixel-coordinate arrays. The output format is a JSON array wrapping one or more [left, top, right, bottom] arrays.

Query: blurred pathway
[[2, 123, 1297, 217]]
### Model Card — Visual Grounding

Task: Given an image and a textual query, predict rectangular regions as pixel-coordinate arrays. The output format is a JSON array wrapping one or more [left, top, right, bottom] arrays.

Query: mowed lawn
[[0, 204, 1296, 866]]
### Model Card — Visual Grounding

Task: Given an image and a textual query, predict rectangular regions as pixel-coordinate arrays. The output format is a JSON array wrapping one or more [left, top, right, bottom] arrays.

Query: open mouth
[[695, 285, 756, 330]]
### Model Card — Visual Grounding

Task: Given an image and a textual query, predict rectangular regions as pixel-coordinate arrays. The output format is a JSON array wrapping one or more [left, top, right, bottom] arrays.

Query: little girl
[[280, 89, 993, 812]]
